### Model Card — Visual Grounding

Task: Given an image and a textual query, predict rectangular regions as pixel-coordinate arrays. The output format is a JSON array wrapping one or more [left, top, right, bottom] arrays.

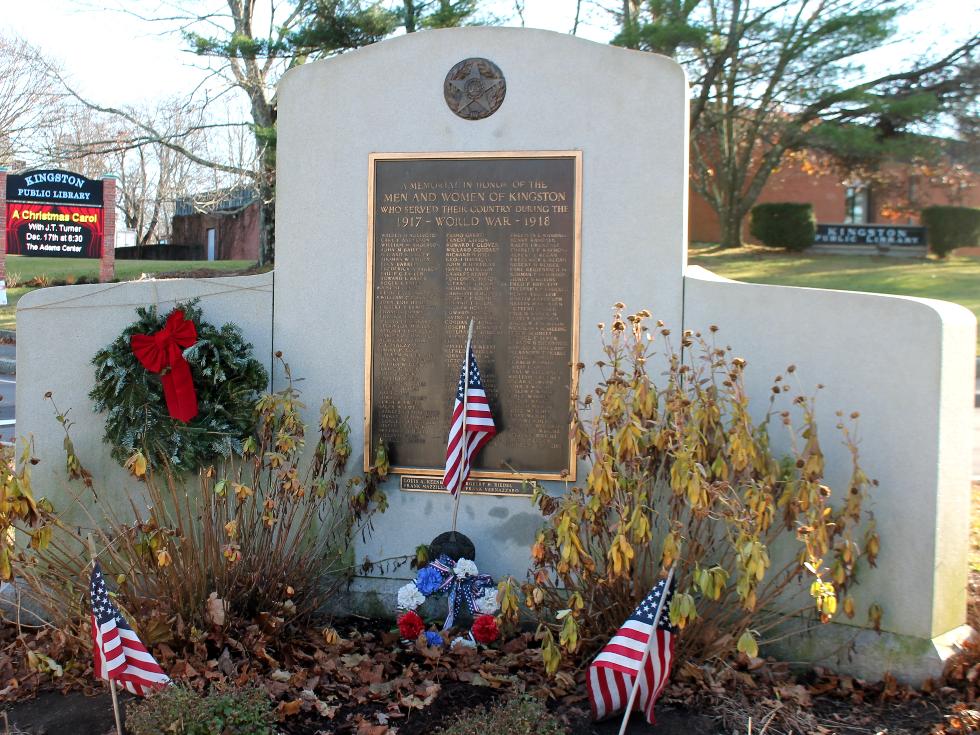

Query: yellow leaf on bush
[[124, 451, 147, 478], [736, 630, 759, 658]]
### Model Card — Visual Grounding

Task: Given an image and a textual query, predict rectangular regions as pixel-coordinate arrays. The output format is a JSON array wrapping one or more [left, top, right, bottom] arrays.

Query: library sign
[[5, 170, 105, 258]]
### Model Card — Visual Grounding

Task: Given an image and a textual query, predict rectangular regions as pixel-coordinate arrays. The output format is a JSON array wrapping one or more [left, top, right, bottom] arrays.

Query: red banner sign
[[5, 203, 104, 258]]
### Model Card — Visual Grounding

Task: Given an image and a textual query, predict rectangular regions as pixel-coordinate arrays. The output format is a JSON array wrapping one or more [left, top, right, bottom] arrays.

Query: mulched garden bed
[[0, 616, 976, 735]]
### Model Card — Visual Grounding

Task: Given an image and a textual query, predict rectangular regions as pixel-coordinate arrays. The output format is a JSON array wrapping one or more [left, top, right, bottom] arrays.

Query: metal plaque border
[[363, 150, 582, 482]]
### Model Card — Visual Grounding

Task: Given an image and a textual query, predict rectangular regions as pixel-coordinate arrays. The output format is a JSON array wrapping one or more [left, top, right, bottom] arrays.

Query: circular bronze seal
[[444, 58, 506, 121]]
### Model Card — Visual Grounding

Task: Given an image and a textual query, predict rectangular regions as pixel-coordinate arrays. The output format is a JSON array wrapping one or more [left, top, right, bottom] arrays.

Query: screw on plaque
[[444, 58, 506, 121]]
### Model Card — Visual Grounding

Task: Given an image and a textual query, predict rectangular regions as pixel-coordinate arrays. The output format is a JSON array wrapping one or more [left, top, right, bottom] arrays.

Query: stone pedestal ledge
[[764, 622, 978, 686]]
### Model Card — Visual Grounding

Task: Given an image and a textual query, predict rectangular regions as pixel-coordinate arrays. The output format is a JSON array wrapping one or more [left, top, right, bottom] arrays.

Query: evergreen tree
[[613, 0, 978, 247]]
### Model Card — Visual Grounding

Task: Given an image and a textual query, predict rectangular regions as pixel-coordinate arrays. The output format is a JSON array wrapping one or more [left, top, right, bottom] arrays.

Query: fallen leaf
[[206, 592, 227, 627], [276, 699, 302, 720]]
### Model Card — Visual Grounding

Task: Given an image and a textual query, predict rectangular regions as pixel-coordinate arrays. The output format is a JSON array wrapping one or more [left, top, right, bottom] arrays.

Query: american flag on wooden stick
[[90, 561, 171, 696], [587, 573, 677, 725], [442, 343, 496, 495]]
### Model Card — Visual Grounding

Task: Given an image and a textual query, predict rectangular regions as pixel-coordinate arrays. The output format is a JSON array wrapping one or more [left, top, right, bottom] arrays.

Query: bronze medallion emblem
[[444, 58, 506, 120]]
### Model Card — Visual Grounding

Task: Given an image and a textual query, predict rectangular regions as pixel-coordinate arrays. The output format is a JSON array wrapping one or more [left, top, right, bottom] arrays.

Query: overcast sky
[[2, 1, 613, 107], [3, 1, 976, 109]]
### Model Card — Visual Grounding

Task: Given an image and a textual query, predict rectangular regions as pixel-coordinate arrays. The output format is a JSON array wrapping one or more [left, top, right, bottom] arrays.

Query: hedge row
[[746, 203, 979, 256]]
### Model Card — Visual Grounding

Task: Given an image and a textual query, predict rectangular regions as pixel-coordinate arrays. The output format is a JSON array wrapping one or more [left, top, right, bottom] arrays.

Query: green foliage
[[922, 206, 980, 257], [415, 0, 484, 30], [127, 685, 274, 735], [436, 696, 567, 735], [508, 306, 879, 669], [288, 1, 400, 56], [749, 203, 816, 252], [89, 301, 268, 472], [614, 1, 976, 249], [184, 30, 285, 60]]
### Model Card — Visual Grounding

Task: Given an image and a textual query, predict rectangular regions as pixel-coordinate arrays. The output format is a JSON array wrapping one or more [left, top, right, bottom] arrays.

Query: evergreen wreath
[[90, 301, 268, 472]]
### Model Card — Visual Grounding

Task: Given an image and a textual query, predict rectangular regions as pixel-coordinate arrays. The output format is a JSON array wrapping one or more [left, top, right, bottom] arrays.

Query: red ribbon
[[130, 310, 199, 423]]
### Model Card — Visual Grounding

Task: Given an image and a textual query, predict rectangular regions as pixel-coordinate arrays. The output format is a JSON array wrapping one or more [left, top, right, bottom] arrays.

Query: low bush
[[1, 355, 390, 645], [922, 206, 980, 258], [127, 684, 274, 735], [436, 696, 567, 735], [749, 203, 816, 251], [499, 306, 879, 670]]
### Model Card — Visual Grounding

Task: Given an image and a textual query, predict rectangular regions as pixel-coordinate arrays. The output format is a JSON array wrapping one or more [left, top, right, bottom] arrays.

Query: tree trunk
[[718, 206, 745, 249], [403, 0, 417, 33], [258, 177, 275, 266]]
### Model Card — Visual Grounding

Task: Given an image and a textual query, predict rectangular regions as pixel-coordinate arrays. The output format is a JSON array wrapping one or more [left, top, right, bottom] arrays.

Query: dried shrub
[[0, 355, 389, 645], [505, 307, 879, 670], [435, 696, 567, 735], [127, 684, 274, 735]]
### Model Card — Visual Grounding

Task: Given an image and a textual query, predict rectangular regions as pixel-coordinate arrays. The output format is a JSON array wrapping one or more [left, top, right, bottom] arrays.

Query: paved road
[[0, 374, 14, 442], [0, 342, 13, 442]]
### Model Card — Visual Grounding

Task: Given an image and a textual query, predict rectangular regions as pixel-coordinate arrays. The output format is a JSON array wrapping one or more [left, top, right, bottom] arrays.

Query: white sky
[[1, 1, 614, 107], [2, 0, 976, 109]]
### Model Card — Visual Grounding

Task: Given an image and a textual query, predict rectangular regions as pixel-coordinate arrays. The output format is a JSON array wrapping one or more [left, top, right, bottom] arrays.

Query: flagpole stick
[[109, 680, 124, 735], [616, 564, 676, 735], [450, 319, 474, 534], [88, 534, 125, 735]]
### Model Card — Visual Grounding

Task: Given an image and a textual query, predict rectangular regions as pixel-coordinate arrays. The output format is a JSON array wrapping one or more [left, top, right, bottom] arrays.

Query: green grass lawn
[[0, 257, 256, 331], [689, 244, 980, 352]]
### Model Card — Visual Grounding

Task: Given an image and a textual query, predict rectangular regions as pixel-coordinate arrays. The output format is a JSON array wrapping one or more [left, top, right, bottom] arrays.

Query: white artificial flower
[[473, 587, 500, 615], [454, 558, 479, 578], [451, 633, 477, 649], [397, 582, 425, 610]]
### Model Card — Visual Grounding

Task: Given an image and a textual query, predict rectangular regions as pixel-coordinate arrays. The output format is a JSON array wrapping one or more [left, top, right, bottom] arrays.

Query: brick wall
[[689, 157, 980, 245], [99, 177, 116, 283], [169, 201, 260, 261]]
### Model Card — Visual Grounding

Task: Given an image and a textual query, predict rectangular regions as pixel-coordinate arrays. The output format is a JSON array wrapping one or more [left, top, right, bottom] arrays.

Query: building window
[[844, 185, 870, 224]]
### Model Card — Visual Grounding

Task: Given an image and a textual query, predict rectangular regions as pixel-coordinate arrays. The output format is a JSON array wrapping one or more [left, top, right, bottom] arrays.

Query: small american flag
[[443, 344, 496, 495], [587, 574, 677, 724], [90, 561, 171, 696]]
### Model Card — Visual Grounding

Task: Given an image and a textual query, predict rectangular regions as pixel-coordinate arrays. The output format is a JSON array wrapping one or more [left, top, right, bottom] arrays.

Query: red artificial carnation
[[472, 614, 499, 645], [397, 610, 424, 640]]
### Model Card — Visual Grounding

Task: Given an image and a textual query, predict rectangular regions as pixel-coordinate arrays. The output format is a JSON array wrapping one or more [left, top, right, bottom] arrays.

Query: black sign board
[[815, 224, 926, 247], [365, 152, 582, 482], [4, 170, 105, 258], [6, 169, 104, 207]]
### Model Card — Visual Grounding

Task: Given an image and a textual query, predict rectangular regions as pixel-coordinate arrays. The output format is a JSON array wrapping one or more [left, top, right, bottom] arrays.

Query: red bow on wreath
[[130, 310, 199, 423]]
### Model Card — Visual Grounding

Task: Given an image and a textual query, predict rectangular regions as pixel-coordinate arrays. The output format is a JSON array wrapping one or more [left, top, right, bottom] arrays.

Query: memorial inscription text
[[365, 153, 580, 482]]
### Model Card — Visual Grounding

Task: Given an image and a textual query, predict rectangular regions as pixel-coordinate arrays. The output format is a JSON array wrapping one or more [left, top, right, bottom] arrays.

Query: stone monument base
[[764, 620, 977, 685]]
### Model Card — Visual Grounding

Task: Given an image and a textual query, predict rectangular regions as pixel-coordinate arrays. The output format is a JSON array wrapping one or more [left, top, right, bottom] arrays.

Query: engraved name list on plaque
[[364, 152, 582, 492]]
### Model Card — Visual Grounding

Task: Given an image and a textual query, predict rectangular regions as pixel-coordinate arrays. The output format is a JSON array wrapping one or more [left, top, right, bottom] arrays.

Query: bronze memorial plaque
[[365, 152, 581, 491]]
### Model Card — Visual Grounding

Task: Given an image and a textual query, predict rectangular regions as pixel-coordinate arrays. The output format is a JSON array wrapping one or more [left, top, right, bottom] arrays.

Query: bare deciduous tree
[[44, 99, 227, 246], [0, 35, 64, 167]]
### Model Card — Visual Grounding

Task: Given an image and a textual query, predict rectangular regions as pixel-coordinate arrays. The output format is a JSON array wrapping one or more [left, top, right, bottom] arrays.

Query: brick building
[[170, 187, 261, 261], [689, 153, 980, 244]]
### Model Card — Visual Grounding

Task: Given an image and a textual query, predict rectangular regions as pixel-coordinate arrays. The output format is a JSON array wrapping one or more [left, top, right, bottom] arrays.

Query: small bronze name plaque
[[400, 475, 532, 497], [365, 152, 582, 483]]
